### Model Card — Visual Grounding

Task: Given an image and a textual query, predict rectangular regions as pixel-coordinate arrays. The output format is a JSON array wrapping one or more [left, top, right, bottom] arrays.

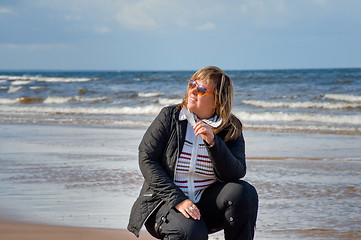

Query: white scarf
[[179, 107, 222, 128]]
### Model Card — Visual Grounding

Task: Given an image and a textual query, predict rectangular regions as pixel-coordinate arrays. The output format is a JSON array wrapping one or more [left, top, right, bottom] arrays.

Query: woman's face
[[187, 79, 215, 119]]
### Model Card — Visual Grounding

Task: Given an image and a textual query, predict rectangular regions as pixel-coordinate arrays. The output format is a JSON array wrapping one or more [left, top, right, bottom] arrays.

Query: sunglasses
[[188, 80, 214, 96]]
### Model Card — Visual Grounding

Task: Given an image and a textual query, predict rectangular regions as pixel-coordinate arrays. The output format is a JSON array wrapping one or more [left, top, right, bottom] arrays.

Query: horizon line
[[0, 66, 360, 72]]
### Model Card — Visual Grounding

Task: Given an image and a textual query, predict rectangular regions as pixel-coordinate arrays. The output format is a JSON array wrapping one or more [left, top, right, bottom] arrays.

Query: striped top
[[174, 108, 221, 203]]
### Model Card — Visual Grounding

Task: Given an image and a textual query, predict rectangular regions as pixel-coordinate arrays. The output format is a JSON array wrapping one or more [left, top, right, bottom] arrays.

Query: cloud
[[235, 0, 288, 21], [0, 7, 11, 14], [111, 0, 291, 32], [115, 0, 158, 31], [114, 0, 192, 31], [195, 22, 216, 31], [113, 1, 227, 32], [3, 0, 358, 36], [94, 25, 111, 34], [0, 43, 66, 51], [6, 0, 289, 33]]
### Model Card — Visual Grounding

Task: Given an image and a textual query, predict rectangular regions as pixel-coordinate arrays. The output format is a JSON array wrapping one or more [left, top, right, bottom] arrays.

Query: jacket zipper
[[143, 199, 164, 224], [173, 118, 181, 182], [188, 134, 199, 202]]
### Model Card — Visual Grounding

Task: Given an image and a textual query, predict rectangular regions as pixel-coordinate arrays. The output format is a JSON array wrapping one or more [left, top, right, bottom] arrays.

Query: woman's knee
[[180, 220, 208, 240], [147, 207, 208, 240], [162, 219, 208, 240], [216, 180, 258, 210]]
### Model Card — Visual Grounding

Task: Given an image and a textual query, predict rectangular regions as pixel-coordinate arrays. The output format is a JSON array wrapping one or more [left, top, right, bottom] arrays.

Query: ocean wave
[[0, 75, 96, 83], [43, 96, 72, 104], [17, 96, 44, 104], [324, 94, 361, 102], [29, 86, 44, 90], [138, 92, 163, 98], [8, 86, 23, 93], [1, 104, 360, 126], [0, 97, 44, 104], [1, 104, 360, 135], [11, 80, 32, 85], [43, 96, 111, 104], [0, 105, 163, 115], [158, 98, 182, 105], [234, 111, 361, 125], [245, 123, 361, 135], [0, 96, 110, 105], [242, 100, 361, 110], [0, 98, 17, 104], [0, 115, 152, 127]]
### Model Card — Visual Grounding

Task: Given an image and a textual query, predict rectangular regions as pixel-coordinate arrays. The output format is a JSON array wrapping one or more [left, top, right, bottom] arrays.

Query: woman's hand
[[194, 121, 215, 146], [175, 199, 201, 220]]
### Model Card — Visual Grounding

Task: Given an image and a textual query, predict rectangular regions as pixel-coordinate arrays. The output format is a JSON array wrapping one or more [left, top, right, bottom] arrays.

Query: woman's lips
[[189, 95, 197, 102], [189, 94, 197, 101]]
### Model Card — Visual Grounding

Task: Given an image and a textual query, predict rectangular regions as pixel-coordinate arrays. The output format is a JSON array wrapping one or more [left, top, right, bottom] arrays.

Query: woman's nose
[[189, 87, 197, 95]]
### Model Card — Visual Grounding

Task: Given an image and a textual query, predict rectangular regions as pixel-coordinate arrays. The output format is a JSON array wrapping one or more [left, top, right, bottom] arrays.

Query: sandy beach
[[0, 123, 360, 239], [0, 219, 155, 240]]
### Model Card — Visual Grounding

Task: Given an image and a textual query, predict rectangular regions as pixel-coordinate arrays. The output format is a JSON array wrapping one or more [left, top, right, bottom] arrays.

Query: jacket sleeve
[[206, 132, 246, 181], [138, 107, 187, 208]]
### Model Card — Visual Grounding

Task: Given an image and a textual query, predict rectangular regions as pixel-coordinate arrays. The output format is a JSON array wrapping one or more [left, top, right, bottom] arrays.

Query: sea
[[0, 68, 360, 239], [0, 68, 361, 134]]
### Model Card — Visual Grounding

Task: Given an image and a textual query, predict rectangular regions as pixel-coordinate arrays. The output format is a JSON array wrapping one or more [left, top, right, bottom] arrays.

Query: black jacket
[[127, 105, 246, 237]]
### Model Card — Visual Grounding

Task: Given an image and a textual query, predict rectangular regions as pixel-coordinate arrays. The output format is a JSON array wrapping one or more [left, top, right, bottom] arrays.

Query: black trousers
[[145, 180, 258, 240]]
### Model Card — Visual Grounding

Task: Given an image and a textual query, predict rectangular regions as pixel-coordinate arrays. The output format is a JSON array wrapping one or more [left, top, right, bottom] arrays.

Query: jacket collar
[[179, 107, 222, 128]]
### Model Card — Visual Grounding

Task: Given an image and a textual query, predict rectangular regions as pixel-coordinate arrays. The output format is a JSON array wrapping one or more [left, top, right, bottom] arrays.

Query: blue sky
[[0, 0, 360, 71]]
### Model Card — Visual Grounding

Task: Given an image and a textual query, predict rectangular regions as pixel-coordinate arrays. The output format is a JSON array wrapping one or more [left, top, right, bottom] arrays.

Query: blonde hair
[[178, 66, 242, 142]]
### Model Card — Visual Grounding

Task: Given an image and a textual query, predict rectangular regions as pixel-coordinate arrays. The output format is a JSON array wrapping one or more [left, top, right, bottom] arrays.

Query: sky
[[0, 0, 361, 71]]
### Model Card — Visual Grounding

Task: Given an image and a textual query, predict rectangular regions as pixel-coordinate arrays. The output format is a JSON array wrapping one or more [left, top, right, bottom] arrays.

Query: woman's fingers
[[185, 205, 201, 220], [194, 121, 215, 146], [193, 121, 205, 134], [175, 199, 201, 220], [179, 208, 190, 219]]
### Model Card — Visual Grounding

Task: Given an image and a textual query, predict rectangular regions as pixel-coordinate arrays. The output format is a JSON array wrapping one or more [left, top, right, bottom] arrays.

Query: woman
[[128, 66, 258, 240]]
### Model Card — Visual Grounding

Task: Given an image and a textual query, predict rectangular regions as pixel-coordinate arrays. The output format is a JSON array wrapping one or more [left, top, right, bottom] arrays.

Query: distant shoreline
[[1, 67, 361, 72]]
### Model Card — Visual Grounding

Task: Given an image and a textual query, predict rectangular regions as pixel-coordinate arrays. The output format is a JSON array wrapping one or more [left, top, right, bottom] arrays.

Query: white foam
[[0, 97, 44, 104], [158, 98, 182, 105], [0, 75, 96, 83], [2, 103, 359, 126], [0, 75, 23, 80], [324, 94, 361, 102], [107, 119, 151, 127], [29, 86, 44, 90], [43, 96, 73, 104], [0, 95, 110, 105], [234, 111, 361, 125], [138, 92, 163, 98], [0, 105, 162, 116], [80, 96, 110, 102], [246, 123, 361, 134], [11, 80, 31, 85], [0, 98, 18, 104], [8, 86, 23, 93], [43, 96, 111, 104], [0, 75, 37, 81], [36, 76, 95, 83], [242, 100, 361, 110]]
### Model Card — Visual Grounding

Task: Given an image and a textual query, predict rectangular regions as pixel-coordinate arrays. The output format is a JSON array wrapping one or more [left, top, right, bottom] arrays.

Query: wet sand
[[0, 123, 360, 239], [0, 219, 155, 240]]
